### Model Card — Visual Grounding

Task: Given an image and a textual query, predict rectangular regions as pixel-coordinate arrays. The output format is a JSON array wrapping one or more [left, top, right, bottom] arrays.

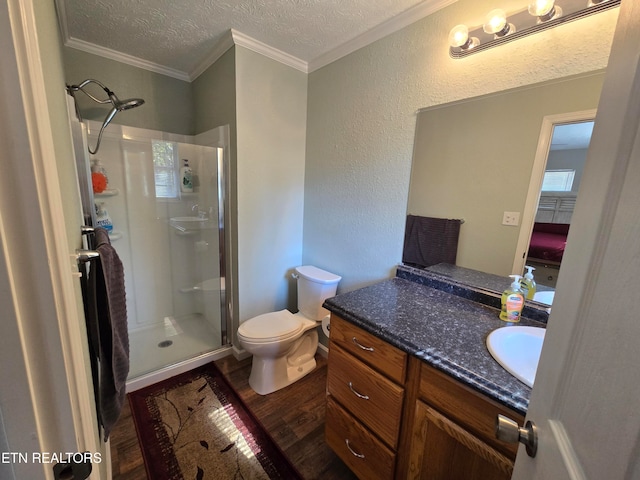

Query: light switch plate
[[502, 211, 520, 226]]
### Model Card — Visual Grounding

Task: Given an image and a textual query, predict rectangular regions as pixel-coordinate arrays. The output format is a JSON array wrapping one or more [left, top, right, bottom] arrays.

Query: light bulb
[[528, 0, 555, 16], [448, 25, 479, 51], [483, 9, 507, 34], [448, 24, 470, 48], [528, 0, 562, 21]]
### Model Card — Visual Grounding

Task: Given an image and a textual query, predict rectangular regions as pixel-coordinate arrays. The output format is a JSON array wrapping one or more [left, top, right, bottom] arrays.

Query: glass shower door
[[89, 131, 226, 379]]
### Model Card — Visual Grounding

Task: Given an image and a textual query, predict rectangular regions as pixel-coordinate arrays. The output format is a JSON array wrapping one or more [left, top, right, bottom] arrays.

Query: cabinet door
[[408, 401, 513, 480]]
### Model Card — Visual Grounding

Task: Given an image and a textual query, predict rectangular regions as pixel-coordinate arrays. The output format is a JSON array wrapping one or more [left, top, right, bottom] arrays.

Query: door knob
[[496, 414, 538, 457]]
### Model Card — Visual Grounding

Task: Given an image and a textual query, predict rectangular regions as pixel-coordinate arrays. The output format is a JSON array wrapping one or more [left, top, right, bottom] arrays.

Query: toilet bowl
[[237, 266, 341, 395]]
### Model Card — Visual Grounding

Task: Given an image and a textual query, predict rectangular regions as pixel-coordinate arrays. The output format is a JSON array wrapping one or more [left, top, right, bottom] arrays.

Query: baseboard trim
[[232, 344, 252, 361], [317, 343, 329, 358]]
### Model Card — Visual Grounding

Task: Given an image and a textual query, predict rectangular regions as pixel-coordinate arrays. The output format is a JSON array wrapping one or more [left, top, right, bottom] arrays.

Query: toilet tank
[[295, 265, 341, 320]]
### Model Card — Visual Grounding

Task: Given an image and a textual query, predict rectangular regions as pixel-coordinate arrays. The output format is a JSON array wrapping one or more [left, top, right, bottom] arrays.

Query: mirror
[[406, 72, 605, 303], [514, 118, 594, 299]]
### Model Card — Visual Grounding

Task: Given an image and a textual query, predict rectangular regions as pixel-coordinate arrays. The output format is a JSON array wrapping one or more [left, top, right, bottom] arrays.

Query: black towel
[[94, 227, 129, 441], [402, 215, 462, 268]]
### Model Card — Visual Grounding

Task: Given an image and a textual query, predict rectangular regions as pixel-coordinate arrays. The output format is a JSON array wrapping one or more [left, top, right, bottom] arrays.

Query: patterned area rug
[[129, 362, 302, 479]]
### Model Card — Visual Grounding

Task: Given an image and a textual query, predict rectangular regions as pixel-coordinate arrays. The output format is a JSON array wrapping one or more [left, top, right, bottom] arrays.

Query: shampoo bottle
[[521, 265, 537, 300], [500, 275, 525, 322], [95, 202, 114, 232], [180, 159, 193, 193]]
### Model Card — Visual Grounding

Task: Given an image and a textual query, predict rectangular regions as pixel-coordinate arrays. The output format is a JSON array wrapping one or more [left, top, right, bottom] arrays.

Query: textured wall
[[235, 47, 308, 322], [304, 0, 619, 294], [63, 48, 195, 135]]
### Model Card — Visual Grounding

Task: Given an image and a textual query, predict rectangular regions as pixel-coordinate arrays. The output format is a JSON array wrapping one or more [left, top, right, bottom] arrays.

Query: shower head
[[66, 79, 145, 154], [105, 88, 145, 112]]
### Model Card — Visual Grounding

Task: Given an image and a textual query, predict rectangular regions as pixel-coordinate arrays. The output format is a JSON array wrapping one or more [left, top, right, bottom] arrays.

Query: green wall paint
[[193, 48, 236, 135], [63, 48, 194, 135], [234, 46, 308, 322]]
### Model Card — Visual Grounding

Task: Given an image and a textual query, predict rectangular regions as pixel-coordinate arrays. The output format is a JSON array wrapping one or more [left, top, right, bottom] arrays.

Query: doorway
[[513, 110, 596, 293]]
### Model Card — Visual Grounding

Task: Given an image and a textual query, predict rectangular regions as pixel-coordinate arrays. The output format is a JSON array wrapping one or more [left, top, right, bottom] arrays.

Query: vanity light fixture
[[449, 0, 620, 58]]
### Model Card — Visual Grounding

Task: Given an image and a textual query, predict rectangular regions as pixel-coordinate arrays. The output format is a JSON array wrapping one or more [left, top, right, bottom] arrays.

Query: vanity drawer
[[329, 314, 407, 384], [327, 343, 404, 448], [326, 396, 396, 480], [418, 362, 523, 459]]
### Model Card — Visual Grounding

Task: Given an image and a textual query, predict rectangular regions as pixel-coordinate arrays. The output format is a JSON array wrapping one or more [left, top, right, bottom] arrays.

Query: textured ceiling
[[57, 0, 452, 77]]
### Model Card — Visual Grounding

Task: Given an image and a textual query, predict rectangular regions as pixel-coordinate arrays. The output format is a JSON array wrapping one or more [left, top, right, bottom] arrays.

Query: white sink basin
[[486, 326, 546, 387], [169, 216, 212, 232], [533, 291, 555, 305]]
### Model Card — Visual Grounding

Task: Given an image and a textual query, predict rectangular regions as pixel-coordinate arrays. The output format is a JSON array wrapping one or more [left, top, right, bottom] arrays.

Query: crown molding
[[56, 0, 191, 81], [231, 29, 309, 73], [189, 29, 308, 80], [56, 0, 457, 80], [189, 31, 236, 81], [308, 0, 458, 72], [65, 37, 191, 81]]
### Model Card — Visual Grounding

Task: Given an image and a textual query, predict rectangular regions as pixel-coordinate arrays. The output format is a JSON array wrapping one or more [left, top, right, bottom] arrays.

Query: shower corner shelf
[[95, 188, 119, 197], [108, 231, 123, 241]]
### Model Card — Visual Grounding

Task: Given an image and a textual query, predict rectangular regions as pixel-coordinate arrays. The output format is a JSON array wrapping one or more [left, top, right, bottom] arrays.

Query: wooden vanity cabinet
[[326, 315, 407, 480], [325, 314, 525, 480], [407, 400, 514, 480], [405, 362, 524, 480]]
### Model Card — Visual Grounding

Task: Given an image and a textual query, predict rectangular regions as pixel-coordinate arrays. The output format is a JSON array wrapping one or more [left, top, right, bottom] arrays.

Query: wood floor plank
[[110, 354, 357, 479]]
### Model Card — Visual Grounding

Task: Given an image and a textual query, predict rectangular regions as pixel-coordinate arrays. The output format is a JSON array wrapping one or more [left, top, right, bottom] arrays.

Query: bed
[[527, 222, 570, 264]]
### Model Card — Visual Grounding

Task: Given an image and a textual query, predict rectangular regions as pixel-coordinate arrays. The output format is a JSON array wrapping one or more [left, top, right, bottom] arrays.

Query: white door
[[512, 1, 640, 478], [1, 0, 107, 478]]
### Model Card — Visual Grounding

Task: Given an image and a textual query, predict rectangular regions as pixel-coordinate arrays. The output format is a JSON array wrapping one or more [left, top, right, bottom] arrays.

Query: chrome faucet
[[191, 204, 208, 219]]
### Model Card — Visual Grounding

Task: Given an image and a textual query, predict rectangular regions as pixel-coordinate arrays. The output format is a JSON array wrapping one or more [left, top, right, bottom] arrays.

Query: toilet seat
[[238, 309, 303, 343]]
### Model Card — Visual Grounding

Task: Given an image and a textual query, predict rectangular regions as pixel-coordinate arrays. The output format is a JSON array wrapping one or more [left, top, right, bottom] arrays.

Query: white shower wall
[[86, 121, 224, 348]]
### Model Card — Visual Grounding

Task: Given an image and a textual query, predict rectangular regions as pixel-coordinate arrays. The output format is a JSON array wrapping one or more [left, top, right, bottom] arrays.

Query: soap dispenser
[[500, 275, 525, 322], [521, 266, 537, 300], [180, 159, 193, 193]]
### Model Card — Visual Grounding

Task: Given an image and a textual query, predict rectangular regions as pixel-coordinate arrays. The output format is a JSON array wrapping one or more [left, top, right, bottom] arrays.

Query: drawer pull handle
[[352, 337, 374, 352], [348, 382, 370, 400], [345, 439, 365, 459]]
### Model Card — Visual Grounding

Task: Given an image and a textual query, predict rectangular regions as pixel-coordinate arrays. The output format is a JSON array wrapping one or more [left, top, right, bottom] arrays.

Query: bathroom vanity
[[323, 264, 548, 480]]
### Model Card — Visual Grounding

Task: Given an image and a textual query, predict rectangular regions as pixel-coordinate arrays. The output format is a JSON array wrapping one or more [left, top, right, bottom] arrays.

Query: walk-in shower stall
[[68, 91, 230, 388]]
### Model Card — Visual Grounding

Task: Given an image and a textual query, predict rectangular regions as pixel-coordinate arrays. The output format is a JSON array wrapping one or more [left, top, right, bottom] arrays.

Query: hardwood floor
[[110, 354, 357, 479]]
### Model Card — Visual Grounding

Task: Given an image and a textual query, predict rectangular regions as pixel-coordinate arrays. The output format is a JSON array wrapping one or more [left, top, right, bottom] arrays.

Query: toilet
[[237, 265, 341, 395]]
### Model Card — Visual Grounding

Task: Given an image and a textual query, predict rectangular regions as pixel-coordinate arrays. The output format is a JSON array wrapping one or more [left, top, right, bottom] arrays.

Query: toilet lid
[[238, 309, 302, 341]]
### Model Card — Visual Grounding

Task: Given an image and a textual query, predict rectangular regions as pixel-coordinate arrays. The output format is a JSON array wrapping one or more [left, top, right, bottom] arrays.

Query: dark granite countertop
[[323, 271, 546, 415], [425, 263, 555, 296]]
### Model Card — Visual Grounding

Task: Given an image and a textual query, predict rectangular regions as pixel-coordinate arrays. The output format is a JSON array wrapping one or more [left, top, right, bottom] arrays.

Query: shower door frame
[[70, 117, 232, 360]]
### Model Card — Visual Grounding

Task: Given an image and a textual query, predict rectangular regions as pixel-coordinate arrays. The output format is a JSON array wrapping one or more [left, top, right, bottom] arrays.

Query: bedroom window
[[541, 169, 575, 192]]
